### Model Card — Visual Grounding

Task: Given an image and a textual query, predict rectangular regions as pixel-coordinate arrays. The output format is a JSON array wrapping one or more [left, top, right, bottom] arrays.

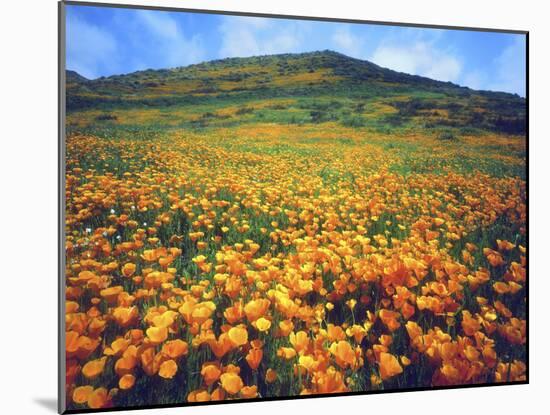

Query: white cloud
[[487, 36, 526, 96], [462, 70, 486, 91], [66, 13, 118, 79], [135, 10, 206, 68], [331, 26, 365, 58], [218, 16, 305, 58], [370, 40, 462, 83], [137, 10, 180, 39]]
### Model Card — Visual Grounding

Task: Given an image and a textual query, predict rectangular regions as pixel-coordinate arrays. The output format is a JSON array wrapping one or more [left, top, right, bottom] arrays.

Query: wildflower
[[220, 372, 244, 394], [201, 362, 222, 386], [379, 352, 403, 380], [82, 357, 107, 379], [119, 374, 135, 390], [72, 386, 94, 404], [159, 359, 178, 379], [246, 348, 263, 370], [255, 317, 272, 332], [228, 326, 248, 347]]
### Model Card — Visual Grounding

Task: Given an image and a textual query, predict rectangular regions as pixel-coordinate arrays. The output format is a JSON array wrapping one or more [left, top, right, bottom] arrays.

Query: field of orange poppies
[[64, 117, 526, 409]]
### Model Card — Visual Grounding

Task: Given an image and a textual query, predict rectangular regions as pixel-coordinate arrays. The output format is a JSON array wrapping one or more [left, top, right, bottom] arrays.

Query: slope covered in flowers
[[64, 122, 526, 409]]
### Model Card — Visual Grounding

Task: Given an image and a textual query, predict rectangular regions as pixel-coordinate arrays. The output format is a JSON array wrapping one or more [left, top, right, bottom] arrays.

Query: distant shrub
[[494, 116, 526, 135], [383, 114, 405, 127], [354, 102, 366, 113], [458, 126, 481, 136], [236, 106, 254, 115], [95, 113, 117, 121], [392, 98, 437, 117], [310, 110, 338, 123], [288, 115, 305, 125], [438, 130, 458, 141], [201, 112, 216, 119], [190, 119, 208, 128], [341, 116, 366, 128], [191, 86, 218, 94], [267, 104, 287, 110], [200, 112, 231, 120]]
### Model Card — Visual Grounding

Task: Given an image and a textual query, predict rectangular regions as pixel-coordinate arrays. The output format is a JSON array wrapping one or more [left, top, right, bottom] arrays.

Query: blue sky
[[66, 5, 526, 96]]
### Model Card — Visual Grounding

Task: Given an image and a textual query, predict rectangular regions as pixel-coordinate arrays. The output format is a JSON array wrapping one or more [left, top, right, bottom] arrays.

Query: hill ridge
[[65, 49, 526, 136]]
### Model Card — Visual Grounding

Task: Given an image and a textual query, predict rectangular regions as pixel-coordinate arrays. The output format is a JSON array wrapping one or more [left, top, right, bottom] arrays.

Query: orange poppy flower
[[201, 362, 222, 386], [82, 357, 107, 379], [140, 347, 162, 376], [161, 339, 188, 359], [278, 320, 294, 337], [220, 372, 244, 395], [118, 374, 136, 390], [313, 366, 348, 393], [121, 263, 136, 278], [159, 359, 178, 379], [207, 333, 233, 359], [277, 347, 297, 360], [114, 354, 138, 377], [461, 310, 481, 336], [329, 341, 358, 369], [378, 352, 403, 380], [245, 348, 263, 370], [104, 338, 130, 357], [493, 281, 510, 295], [289, 331, 309, 353], [244, 298, 270, 322], [100, 286, 124, 304], [379, 309, 401, 332], [87, 387, 110, 409], [265, 368, 278, 383], [112, 306, 138, 327], [72, 385, 94, 404], [210, 387, 226, 401], [497, 239, 515, 251], [224, 302, 244, 324], [146, 326, 168, 345], [187, 389, 211, 402], [240, 385, 258, 399]]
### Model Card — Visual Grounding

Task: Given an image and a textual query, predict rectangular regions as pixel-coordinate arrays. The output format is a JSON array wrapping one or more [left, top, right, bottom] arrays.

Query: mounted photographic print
[[59, 1, 528, 413]]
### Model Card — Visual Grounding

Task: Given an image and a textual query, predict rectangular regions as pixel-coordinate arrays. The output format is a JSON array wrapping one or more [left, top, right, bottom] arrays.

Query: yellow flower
[[220, 372, 244, 394], [228, 326, 248, 347], [255, 317, 272, 332], [146, 326, 168, 345]]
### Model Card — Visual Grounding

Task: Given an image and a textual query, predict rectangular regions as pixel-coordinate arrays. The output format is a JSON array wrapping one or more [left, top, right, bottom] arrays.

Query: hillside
[[66, 50, 526, 136]]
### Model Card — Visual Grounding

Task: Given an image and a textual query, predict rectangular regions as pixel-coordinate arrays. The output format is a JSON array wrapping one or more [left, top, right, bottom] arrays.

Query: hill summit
[[66, 50, 526, 135]]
